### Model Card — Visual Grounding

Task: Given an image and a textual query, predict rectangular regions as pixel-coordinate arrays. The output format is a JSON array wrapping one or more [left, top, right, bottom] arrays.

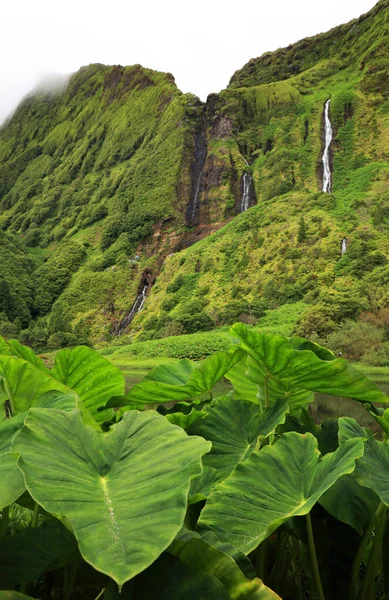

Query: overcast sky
[[0, 0, 378, 124]]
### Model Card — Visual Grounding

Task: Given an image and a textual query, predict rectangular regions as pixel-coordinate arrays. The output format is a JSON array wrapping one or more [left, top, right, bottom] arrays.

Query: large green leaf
[[188, 397, 289, 480], [51, 346, 124, 423], [189, 467, 219, 504], [0, 338, 49, 373], [198, 432, 363, 554], [0, 519, 77, 589], [0, 355, 77, 423], [226, 355, 313, 413], [170, 528, 281, 599], [123, 349, 245, 406], [166, 407, 206, 430], [0, 413, 26, 509], [0, 390, 80, 510], [12, 409, 210, 588], [231, 323, 387, 405], [338, 417, 389, 506], [319, 474, 380, 535], [224, 357, 260, 404], [132, 552, 231, 599]]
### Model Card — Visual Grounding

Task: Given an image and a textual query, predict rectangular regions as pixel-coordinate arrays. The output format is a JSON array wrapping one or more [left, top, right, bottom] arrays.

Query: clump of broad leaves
[[1, 324, 389, 599]]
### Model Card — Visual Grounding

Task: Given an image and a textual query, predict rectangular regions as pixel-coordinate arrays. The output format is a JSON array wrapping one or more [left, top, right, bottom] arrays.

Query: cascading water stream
[[241, 173, 252, 212], [117, 284, 148, 335], [187, 124, 207, 224], [191, 169, 203, 219], [322, 99, 333, 193], [341, 238, 347, 256]]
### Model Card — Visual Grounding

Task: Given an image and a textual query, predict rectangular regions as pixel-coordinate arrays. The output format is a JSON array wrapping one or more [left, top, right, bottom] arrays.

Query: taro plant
[[1, 324, 389, 599]]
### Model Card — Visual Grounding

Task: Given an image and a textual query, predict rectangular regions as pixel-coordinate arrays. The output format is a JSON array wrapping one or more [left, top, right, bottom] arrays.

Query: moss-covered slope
[[128, 0, 389, 342], [0, 0, 388, 347]]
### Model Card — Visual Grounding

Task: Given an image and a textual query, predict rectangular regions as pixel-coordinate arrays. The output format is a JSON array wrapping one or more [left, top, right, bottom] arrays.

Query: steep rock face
[[0, 0, 389, 345]]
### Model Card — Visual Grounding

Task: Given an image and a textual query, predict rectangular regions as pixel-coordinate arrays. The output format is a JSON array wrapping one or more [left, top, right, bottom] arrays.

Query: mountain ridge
[[0, 0, 388, 352]]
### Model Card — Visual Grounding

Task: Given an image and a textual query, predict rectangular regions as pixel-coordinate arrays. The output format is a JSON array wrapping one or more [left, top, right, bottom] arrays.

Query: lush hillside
[[0, 0, 389, 353], [119, 0, 389, 354]]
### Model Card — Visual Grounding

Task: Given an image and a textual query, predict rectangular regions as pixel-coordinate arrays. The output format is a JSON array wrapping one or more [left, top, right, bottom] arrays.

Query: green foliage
[[0, 2, 389, 350], [2, 325, 389, 598], [103, 330, 232, 360], [32, 241, 86, 316], [297, 216, 307, 243]]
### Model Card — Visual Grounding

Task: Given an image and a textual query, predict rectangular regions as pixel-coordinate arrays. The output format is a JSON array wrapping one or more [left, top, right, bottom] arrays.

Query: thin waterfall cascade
[[341, 238, 347, 256], [241, 173, 253, 212], [187, 125, 207, 225], [322, 99, 333, 193], [117, 284, 148, 335], [191, 168, 204, 219]]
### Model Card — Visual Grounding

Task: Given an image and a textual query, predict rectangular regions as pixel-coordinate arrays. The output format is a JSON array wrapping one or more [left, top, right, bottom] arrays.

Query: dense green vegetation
[[2, 325, 389, 598], [0, 0, 388, 356], [2, 4, 389, 598]]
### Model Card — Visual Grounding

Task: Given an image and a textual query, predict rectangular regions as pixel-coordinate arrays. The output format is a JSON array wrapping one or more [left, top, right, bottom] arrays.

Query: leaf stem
[[351, 501, 385, 599], [0, 506, 9, 538], [256, 538, 268, 583], [360, 506, 388, 600], [290, 537, 304, 600], [94, 588, 106, 600], [306, 512, 325, 600], [31, 502, 40, 528], [272, 529, 285, 591], [63, 554, 82, 600]]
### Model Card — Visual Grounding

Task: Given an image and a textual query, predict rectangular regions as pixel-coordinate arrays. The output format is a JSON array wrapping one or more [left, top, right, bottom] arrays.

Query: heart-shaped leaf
[[198, 432, 363, 554], [188, 396, 289, 480], [12, 409, 211, 588], [231, 324, 387, 406], [170, 528, 281, 599], [0, 519, 77, 589], [0, 338, 49, 373], [338, 417, 389, 506], [319, 473, 380, 535], [0, 356, 77, 423], [124, 349, 245, 406], [52, 346, 125, 423]]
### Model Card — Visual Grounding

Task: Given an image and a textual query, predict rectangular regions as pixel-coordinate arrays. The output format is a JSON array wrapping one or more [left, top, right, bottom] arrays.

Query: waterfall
[[241, 173, 252, 212], [322, 99, 333, 193], [191, 168, 203, 219], [187, 125, 207, 224], [341, 238, 347, 256], [117, 284, 148, 335]]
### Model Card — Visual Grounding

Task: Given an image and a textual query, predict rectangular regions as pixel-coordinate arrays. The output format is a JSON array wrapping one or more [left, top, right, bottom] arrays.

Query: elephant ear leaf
[[339, 417, 389, 506], [231, 323, 387, 407], [170, 528, 281, 599], [319, 473, 380, 535], [124, 349, 245, 406], [0, 518, 77, 589], [5, 339, 49, 373], [0, 355, 78, 423], [51, 346, 125, 423], [0, 413, 26, 509], [12, 408, 211, 589], [198, 431, 363, 554], [188, 396, 289, 481]]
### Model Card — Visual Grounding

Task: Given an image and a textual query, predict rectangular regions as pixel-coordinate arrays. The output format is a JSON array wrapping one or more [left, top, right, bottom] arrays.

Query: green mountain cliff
[[0, 0, 388, 352]]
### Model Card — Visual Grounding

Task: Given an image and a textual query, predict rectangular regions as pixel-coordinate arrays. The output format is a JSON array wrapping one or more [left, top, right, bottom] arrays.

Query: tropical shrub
[[1, 324, 389, 598]]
